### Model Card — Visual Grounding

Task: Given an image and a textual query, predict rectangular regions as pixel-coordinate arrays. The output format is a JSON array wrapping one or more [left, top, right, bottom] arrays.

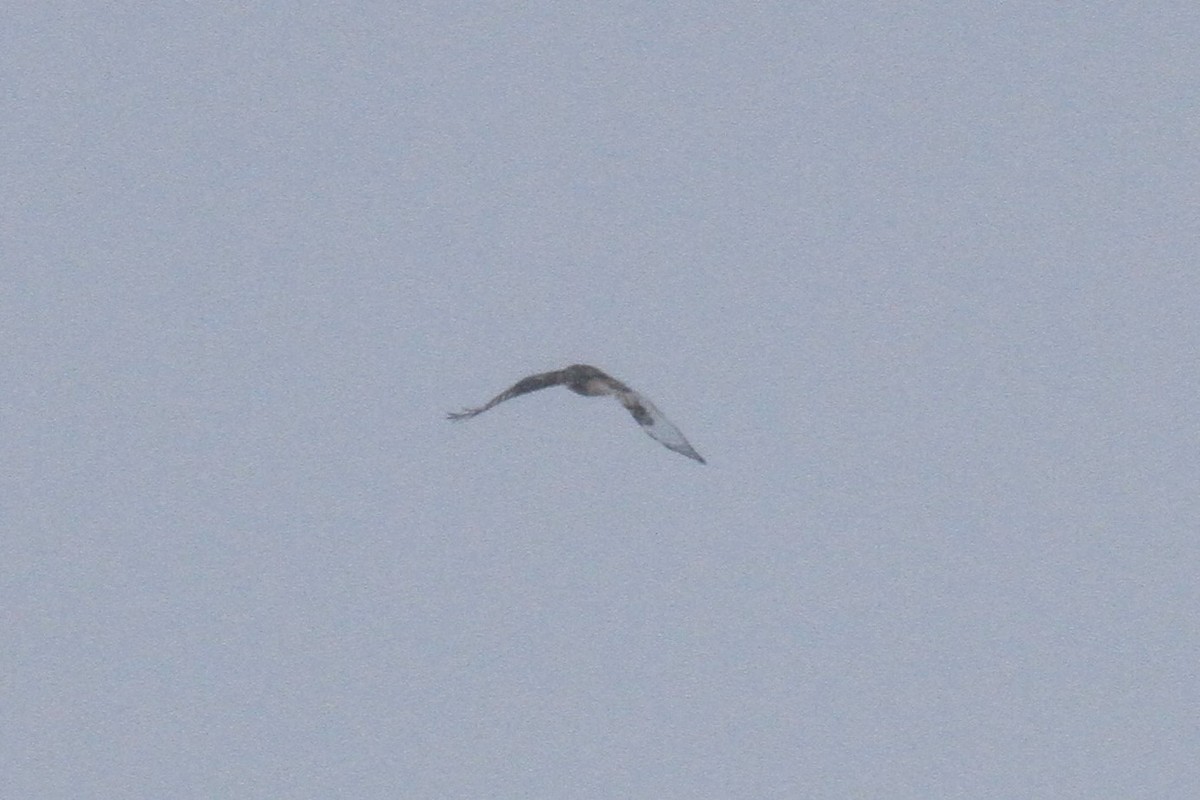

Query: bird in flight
[[448, 364, 706, 463]]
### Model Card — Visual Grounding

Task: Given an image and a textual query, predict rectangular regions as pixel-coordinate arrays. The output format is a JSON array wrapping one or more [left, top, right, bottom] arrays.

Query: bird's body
[[448, 364, 705, 464]]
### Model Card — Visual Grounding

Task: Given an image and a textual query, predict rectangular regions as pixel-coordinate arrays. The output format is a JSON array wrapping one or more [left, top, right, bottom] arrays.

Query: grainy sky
[[4, 4, 1198, 798]]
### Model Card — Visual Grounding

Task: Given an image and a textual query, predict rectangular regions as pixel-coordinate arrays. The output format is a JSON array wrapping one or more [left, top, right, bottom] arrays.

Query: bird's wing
[[617, 389, 706, 464], [447, 369, 566, 420]]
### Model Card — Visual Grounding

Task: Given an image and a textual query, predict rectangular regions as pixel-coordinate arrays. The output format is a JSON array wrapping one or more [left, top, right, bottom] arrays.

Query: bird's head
[[563, 364, 602, 381]]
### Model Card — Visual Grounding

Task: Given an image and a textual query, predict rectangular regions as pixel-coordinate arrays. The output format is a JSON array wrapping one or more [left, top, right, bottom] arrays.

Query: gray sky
[[4, 4, 1198, 798]]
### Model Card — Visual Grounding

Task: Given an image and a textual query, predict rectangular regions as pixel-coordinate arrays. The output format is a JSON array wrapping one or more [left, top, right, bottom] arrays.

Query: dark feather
[[446, 369, 566, 420]]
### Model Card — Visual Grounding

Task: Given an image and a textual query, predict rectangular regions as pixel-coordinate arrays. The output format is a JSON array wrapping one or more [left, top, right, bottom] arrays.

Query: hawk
[[448, 364, 706, 464]]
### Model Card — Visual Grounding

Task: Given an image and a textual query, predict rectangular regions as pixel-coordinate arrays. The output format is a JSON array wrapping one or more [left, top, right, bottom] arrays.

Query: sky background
[[4, 3, 1199, 798]]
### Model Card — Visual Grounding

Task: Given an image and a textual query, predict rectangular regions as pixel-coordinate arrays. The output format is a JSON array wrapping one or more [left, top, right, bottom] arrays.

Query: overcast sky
[[4, 4, 1199, 798]]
